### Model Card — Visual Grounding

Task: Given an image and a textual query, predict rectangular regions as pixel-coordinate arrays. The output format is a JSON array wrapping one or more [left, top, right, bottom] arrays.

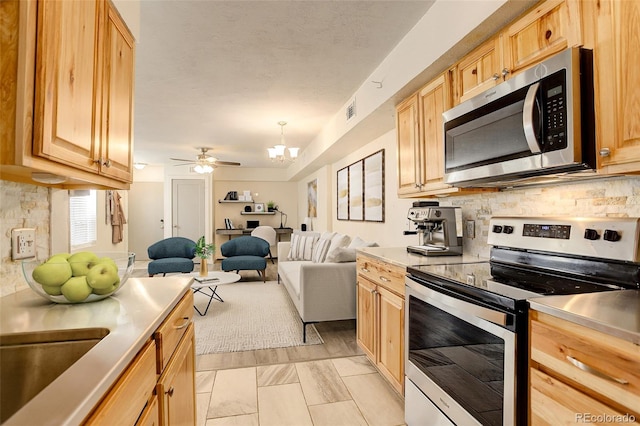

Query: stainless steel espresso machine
[[406, 206, 463, 256]]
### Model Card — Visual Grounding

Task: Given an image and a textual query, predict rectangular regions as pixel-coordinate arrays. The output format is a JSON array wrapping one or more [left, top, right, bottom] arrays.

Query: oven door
[[405, 277, 517, 426]]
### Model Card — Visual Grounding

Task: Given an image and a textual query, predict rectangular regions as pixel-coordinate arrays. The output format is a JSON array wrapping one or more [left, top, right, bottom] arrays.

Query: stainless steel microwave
[[443, 48, 595, 187]]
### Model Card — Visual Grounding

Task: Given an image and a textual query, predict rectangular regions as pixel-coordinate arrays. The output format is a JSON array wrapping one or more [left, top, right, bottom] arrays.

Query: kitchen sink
[[0, 328, 109, 423]]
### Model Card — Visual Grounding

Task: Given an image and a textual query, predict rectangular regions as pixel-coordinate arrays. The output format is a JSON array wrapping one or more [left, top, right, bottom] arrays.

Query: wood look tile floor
[[195, 321, 406, 426], [134, 260, 406, 425]]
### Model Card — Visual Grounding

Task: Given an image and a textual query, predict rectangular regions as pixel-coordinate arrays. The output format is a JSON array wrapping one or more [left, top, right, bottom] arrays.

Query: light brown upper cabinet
[[583, 0, 640, 174], [450, 36, 503, 105], [451, 0, 583, 105], [0, 0, 134, 189], [397, 73, 488, 198]]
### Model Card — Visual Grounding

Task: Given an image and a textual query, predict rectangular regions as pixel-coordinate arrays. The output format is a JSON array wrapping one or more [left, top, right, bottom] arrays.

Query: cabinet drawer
[[530, 368, 639, 425], [530, 311, 640, 416], [155, 291, 194, 373], [356, 256, 405, 296], [85, 339, 157, 425]]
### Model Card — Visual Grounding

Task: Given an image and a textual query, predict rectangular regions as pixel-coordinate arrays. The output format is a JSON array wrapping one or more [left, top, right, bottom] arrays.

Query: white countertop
[[1, 276, 193, 426], [357, 246, 488, 268]]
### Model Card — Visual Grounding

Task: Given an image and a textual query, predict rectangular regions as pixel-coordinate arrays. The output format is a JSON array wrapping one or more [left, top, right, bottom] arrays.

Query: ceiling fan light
[[194, 164, 213, 174], [288, 147, 299, 159], [133, 162, 147, 170]]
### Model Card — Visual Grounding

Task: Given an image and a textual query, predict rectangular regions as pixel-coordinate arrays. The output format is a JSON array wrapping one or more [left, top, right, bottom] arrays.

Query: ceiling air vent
[[346, 98, 356, 122]]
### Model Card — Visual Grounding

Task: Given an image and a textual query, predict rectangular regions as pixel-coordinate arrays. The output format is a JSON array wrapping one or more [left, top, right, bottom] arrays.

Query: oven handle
[[406, 278, 508, 327]]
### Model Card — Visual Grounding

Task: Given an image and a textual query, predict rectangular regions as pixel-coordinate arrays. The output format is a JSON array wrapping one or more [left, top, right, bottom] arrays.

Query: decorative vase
[[199, 258, 208, 276]]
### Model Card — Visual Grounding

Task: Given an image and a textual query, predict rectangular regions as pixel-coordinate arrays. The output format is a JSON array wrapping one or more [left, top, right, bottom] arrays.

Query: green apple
[[68, 251, 99, 277], [48, 253, 71, 261], [92, 283, 118, 295], [61, 276, 92, 302], [96, 256, 117, 268], [42, 284, 63, 296], [86, 262, 119, 289], [32, 260, 72, 287]]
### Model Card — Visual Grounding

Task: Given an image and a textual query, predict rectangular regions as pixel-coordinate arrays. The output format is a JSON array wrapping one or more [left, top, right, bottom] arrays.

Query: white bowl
[[22, 252, 135, 304]]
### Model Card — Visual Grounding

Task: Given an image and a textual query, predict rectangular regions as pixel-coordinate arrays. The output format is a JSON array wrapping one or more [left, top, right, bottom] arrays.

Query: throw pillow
[[323, 233, 352, 263], [311, 238, 332, 263], [288, 233, 319, 261], [324, 247, 357, 263], [348, 236, 379, 248]]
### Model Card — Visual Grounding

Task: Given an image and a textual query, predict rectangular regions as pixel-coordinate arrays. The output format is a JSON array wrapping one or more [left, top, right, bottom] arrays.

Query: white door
[[172, 179, 205, 241], [128, 182, 164, 260]]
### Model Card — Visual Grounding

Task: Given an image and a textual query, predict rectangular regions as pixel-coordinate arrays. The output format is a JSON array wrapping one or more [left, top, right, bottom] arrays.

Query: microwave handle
[[523, 82, 542, 154]]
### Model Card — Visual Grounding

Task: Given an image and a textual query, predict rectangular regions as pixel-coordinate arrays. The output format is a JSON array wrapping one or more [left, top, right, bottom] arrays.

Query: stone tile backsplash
[[450, 176, 640, 258], [1, 180, 51, 296]]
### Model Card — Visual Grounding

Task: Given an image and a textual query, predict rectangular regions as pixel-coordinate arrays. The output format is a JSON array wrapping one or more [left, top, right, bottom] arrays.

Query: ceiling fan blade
[[170, 157, 194, 162], [215, 161, 241, 166], [172, 163, 194, 166]]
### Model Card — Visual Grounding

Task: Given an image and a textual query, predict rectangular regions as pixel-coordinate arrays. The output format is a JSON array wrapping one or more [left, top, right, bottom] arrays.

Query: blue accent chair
[[220, 236, 270, 282], [147, 237, 196, 277]]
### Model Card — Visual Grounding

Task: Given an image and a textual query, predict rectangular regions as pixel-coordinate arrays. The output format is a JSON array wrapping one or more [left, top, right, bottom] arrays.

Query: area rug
[[192, 280, 323, 355]]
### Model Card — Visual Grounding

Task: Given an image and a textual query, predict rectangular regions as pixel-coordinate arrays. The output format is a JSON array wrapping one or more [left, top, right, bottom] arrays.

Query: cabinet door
[[418, 73, 451, 192], [158, 324, 196, 426], [356, 277, 377, 361], [33, 0, 102, 173], [589, 0, 640, 173], [376, 286, 404, 395], [452, 36, 502, 104], [136, 395, 160, 426], [100, 3, 134, 182], [396, 94, 421, 196], [503, 0, 582, 78]]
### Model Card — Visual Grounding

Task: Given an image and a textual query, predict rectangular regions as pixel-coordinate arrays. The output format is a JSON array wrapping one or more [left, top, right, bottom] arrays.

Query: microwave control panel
[[541, 69, 567, 151]]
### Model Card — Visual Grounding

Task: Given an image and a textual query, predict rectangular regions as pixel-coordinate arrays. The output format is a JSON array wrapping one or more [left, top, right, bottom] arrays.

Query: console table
[[215, 227, 293, 242]]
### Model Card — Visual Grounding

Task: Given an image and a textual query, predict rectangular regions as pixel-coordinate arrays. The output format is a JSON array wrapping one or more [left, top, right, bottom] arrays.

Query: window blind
[[69, 190, 97, 248]]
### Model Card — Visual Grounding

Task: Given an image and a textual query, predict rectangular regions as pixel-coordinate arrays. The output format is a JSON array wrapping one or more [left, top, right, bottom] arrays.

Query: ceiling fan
[[170, 148, 240, 173]]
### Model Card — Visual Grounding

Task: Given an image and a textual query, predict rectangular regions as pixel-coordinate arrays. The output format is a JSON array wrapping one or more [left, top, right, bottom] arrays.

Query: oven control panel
[[488, 216, 640, 262]]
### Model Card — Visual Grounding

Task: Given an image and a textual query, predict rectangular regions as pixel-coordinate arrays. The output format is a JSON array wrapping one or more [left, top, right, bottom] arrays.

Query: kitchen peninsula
[[0, 276, 194, 425]]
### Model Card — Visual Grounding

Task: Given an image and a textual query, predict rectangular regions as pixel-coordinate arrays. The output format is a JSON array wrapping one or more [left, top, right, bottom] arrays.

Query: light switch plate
[[11, 228, 36, 260]]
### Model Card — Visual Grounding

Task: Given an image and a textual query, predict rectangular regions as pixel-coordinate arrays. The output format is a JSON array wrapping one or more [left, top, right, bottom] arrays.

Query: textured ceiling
[[133, 0, 435, 169]]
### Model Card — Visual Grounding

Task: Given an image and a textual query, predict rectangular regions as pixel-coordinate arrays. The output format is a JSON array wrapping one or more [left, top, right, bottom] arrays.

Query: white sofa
[[277, 240, 357, 342]]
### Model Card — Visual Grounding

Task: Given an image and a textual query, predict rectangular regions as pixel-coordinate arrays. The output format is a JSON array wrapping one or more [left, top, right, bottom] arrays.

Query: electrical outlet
[[11, 228, 36, 260], [466, 220, 476, 239]]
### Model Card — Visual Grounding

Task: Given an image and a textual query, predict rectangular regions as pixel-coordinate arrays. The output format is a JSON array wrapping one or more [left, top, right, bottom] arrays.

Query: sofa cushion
[[288, 232, 319, 261], [221, 255, 267, 271], [279, 260, 312, 297]]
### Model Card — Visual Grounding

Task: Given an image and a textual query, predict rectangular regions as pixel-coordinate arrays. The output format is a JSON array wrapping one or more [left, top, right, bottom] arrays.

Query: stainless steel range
[[404, 216, 640, 426]]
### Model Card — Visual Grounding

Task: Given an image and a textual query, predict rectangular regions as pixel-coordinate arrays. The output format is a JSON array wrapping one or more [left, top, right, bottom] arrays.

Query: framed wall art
[[307, 179, 317, 218], [348, 160, 363, 221], [337, 167, 349, 220], [364, 149, 384, 222], [336, 149, 385, 222]]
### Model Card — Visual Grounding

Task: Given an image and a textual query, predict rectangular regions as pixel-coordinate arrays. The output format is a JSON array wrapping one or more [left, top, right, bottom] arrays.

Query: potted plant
[[267, 201, 276, 212], [195, 236, 215, 276]]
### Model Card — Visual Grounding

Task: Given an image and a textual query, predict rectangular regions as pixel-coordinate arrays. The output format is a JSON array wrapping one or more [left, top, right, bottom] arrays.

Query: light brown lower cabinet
[[83, 291, 195, 425], [136, 395, 160, 426], [356, 254, 405, 395], [529, 310, 640, 425], [157, 324, 196, 426]]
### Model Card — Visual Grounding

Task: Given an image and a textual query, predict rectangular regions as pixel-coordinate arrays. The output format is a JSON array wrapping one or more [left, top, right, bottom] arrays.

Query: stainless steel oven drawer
[[405, 378, 455, 426]]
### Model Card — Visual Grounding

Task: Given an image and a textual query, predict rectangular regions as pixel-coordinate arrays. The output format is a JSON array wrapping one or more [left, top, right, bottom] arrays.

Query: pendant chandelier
[[267, 121, 299, 162]]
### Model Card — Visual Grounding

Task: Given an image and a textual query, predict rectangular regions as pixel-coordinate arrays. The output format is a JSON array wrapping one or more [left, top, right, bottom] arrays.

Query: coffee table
[[190, 271, 241, 315]]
